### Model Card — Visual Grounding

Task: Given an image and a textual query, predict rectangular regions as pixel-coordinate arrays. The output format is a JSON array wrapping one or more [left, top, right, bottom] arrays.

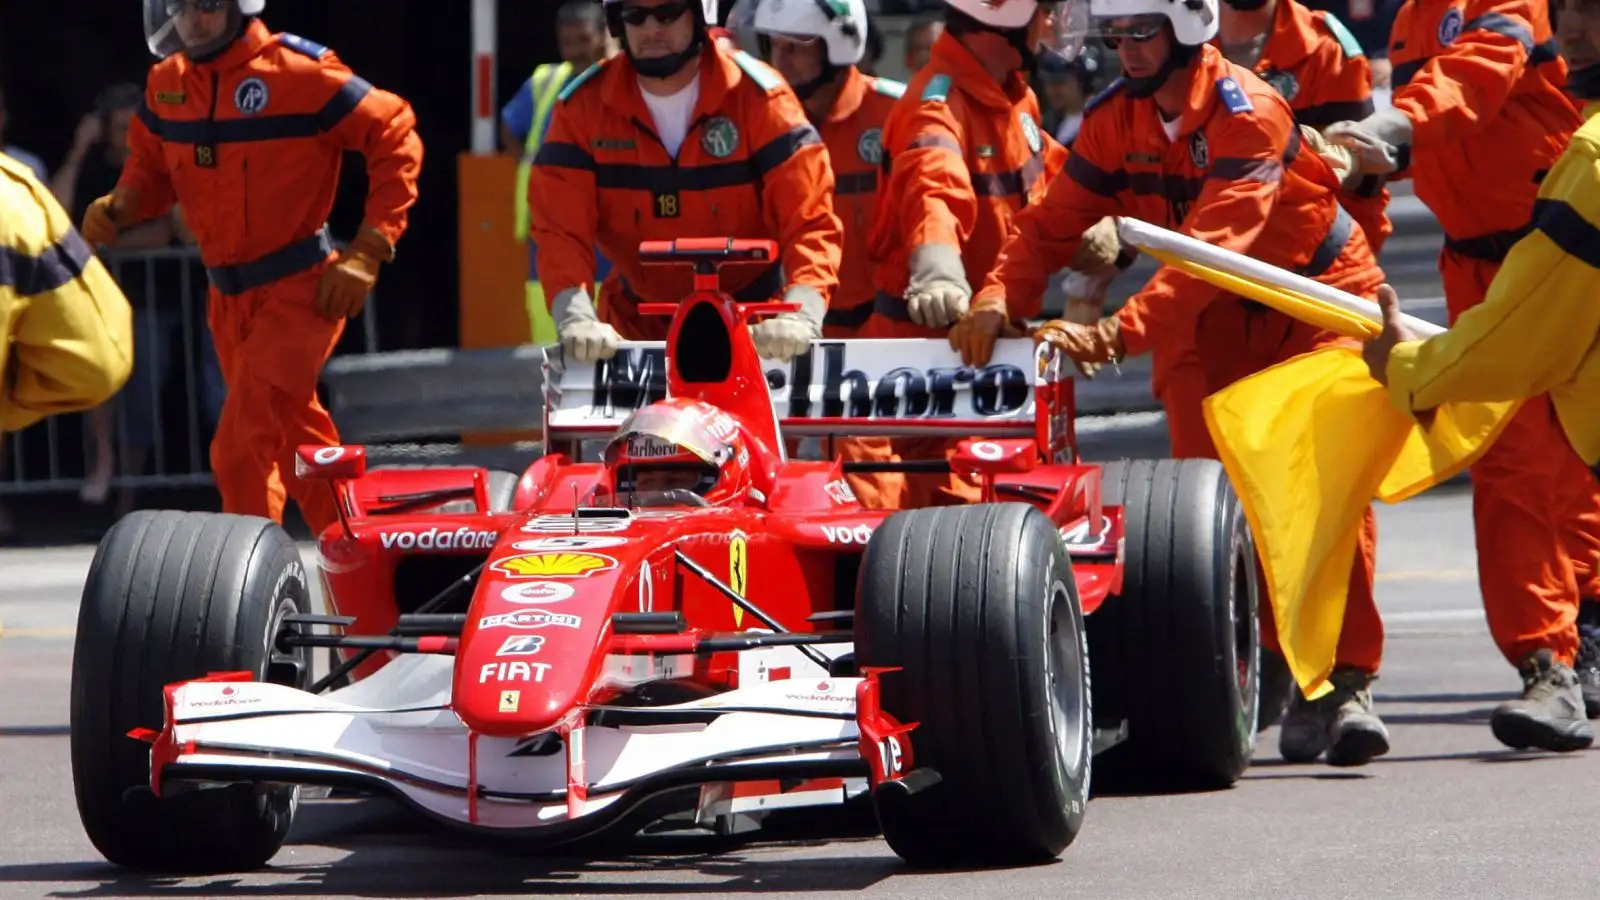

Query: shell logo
[[492, 552, 618, 579]]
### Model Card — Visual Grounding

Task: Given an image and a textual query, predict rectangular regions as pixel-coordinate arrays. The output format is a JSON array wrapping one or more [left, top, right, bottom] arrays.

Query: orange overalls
[[811, 67, 908, 509], [1387, 0, 1600, 664], [974, 45, 1387, 674], [864, 32, 1066, 508], [1160, 2, 1394, 464], [528, 45, 842, 343], [117, 19, 422, 537]]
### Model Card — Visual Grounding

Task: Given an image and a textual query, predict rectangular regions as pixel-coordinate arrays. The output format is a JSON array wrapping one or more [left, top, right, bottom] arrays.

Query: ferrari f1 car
[[69, 239, 1263, 875]]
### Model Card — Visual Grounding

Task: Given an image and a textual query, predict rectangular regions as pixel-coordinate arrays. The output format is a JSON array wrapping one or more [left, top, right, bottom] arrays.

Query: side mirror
[[295, 444, 367, 482], [952, 439, 1038, 502]]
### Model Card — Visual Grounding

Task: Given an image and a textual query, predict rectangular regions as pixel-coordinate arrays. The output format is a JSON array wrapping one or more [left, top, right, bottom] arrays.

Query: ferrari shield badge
[[702, 116, 741, 158], [858, 127, 884, 165], [492, 552, 618, 579], [1262, 69, 1299, 102], [1020, 112, 1042, 154], [729, 531, 749, 627]]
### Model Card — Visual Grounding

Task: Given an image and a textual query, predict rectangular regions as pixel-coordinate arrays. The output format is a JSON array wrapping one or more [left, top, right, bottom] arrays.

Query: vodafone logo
[[501, 582, 577, 605], [971, 441, 1003, 461], [312, 446, 346, 464], [379, 527, 498, 551]]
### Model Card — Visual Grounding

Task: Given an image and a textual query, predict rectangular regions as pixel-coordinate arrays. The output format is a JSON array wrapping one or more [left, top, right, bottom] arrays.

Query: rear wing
[[541, 338, 1078, 457]]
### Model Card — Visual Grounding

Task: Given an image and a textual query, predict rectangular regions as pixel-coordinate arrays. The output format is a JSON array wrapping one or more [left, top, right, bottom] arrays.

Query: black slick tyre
[[1087, 458, 1259, 791], [855, 503, 1092, 869], [70, 510, 313, 873]]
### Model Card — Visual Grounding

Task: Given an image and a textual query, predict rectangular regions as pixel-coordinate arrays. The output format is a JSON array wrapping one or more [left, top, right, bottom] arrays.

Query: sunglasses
[[619, 0, 692, 27], [1099, 15, 1166, 48], [164, 0, 228, 13]]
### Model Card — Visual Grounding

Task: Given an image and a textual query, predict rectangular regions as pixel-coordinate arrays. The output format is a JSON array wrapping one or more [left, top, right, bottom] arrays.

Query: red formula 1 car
[[68, 239, 1262, 875]]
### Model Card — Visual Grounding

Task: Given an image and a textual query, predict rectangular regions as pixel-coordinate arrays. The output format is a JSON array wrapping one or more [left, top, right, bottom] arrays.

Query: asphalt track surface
[[6, 484, 1600, 899]]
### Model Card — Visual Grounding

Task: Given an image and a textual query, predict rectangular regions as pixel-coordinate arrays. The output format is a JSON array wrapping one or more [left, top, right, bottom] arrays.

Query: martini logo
[[492, 552, 617, 579], [480, 609, 583, 630]]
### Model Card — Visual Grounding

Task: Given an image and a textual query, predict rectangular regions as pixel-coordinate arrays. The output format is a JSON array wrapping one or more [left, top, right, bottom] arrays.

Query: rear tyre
[[856, 503, 1092, 869], [1087, 458, 1259, 791], [70, 511, 312, 873]]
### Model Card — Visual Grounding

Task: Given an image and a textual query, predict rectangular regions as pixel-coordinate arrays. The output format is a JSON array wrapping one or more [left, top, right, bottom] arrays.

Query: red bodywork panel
[[297, 236, 1128, 742]]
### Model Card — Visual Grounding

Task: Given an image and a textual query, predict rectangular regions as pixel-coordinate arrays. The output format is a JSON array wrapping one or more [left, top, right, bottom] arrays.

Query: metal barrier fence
[[0, 245, 380, 499]]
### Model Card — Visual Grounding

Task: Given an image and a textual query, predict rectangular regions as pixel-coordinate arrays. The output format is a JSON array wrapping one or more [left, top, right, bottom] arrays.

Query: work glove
[[1298, 123, 1358, 187], [1324, 108, 1413, 176], [80, 186, 140, 247], [904, 243, 971, 328], [1058, 267, 1118, 325], [751, 285, 823, 362], [316, 226, 392, 320], [1071, 215, 1124, 277], [552, 287, 621, 363], [1034, 316, 1124, 379], [948, 293, 1026, 367]]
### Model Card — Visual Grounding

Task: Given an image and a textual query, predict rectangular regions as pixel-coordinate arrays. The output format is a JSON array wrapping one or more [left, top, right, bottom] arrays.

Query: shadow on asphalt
[[0, 796, 1081, 897]]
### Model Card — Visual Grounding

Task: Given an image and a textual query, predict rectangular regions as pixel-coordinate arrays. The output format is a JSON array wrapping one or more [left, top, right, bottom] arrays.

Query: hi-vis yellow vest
[[514, 62, 574, 244]]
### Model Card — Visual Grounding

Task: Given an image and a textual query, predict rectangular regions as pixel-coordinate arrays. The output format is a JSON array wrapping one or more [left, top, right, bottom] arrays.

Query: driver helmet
[[603, 397, 754, 505], [144, 0, 263, 60]]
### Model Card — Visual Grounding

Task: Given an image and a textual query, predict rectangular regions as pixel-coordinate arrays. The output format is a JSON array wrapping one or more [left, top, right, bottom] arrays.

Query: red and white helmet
[[941, 0, 1047, 29], [939, 0, 1087, 61], [603, 398, 755, 507]]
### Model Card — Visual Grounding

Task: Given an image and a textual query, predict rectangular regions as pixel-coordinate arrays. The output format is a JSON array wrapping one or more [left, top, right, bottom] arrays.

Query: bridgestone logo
[[379, 527, 498, 551]]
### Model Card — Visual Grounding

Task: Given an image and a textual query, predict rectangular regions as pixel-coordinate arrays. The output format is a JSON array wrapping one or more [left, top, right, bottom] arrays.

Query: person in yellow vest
[[504, 0, 618, 344], [1, 151, 134, 434]]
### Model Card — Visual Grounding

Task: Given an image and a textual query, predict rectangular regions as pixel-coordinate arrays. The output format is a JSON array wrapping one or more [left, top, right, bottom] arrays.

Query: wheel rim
[[1045, 579, 1087, 780], [266, 595, 310, 690], [1231, 525, 1261, 739]]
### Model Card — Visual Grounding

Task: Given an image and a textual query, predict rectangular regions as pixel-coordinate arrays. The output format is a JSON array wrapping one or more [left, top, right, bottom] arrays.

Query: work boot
[[1278, 692, 1328, 763], [1277, 668, 1390, 766], [1574, 600, 1600, 719], [1490, 649, 1594, 752]]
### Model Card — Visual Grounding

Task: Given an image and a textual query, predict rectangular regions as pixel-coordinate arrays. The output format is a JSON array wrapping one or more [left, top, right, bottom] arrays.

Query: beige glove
[[1058, 268, 1118, 325], [752, 285, 824, 362], [551, 287, 621, 364], [1070, 216, 1124, 277], [1298, 124, 1357, 187], [904, 243, 972, 328]]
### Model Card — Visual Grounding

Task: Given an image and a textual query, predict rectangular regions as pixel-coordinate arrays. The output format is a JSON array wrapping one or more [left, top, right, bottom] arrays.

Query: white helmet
[[144, 0, 265, 59], [940, 0, 1042, 29], [1081, 0, 1218, 46], [750, 0, 869, 66]]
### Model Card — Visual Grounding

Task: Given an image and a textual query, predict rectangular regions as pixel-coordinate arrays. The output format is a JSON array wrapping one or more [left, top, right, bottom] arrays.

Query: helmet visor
[[1036, 1, 1091, 63], [145, 0, 237, 59], [602, 405, 737, 469]]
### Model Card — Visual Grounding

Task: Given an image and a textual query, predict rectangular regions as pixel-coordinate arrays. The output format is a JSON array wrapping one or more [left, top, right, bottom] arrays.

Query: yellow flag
[[1139, 248, 1520, 699]]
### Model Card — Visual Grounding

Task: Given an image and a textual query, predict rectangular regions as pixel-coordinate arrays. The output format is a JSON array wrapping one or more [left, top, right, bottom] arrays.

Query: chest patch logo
[[1020, 112, 1042, 154], [1438, 8, 1463, 46], [1189, 132, 1209, 169], [234, 77, 269, 116], [857, 127, 884, 165], [701, 116, 741, 159], [1262, 69, 1299, 102]]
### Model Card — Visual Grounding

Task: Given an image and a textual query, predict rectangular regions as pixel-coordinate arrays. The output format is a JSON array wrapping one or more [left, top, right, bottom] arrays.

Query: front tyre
[[70, 511, 311, 873], [855, 502, 1093, 868]]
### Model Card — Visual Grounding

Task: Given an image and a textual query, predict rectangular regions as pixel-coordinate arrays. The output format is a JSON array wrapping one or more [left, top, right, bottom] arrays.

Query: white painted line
[[1382, 609, 1485, 624]]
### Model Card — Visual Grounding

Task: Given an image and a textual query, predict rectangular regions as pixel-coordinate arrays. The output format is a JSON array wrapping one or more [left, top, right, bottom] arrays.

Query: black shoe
[[1490, 649, 1595, 752], [1574, 601, 1600, 719]]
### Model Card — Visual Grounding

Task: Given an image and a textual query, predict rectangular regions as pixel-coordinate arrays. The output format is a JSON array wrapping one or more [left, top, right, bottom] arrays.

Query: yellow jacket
[[1386, 101, 1600, 467], [0, 152, 134, 433]]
